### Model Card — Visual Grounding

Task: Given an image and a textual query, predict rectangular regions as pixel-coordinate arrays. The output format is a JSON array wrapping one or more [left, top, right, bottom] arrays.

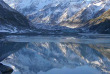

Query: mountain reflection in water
[[0, 34, 110, 74]]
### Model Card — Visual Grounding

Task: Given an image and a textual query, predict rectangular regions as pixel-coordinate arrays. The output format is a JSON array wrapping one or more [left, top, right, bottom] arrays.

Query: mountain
[[0, 0, 33, 33], [0, 0, 80, 35], [3, 0, 110, 29], [87, 9, 110, 33], [60, 0, 110, 28], [3, 0, 89, 28]]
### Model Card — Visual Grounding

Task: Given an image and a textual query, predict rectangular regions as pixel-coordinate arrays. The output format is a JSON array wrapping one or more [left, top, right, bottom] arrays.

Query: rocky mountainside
[[0, 0, 33, 33], [86, 9, 110, 34], [3, 0, 89, 29], [2, 0, 110, 34], [3, 0, 110, 29], [60, 0, 110, 28], [0, 0, 80, 35]]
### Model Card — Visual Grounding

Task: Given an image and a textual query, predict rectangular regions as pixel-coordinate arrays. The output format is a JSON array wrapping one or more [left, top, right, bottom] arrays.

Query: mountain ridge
[[0, 0, 33, 33], [4, 0, 110, 30], [87, 9, 110, 33]]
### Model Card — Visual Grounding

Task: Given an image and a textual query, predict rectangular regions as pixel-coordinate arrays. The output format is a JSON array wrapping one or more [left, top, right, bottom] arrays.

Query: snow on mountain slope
[[3, 0, 110, 31], [60, 0, 110, 28], [3, 0, 86, 12], [30, 1, 90, 24], [0, 0, 15, 11], [3, 0, 91, 28], [0, 0, 80, 35], [4, 0, 110, 29]]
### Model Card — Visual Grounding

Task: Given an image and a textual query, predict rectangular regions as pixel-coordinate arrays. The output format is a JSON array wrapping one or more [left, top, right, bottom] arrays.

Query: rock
[[0, 63, 13, 74]]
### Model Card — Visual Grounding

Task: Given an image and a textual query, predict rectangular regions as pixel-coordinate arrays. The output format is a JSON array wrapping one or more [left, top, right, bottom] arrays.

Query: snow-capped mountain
[[60, 0, 110, 28], [2, 42, 110, 74], [0, 0, 78, 35], [3, 0, 110, 29], [3, 0, 90, 24]]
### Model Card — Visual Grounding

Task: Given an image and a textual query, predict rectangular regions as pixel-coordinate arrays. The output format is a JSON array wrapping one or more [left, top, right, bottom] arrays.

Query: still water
[[0, 34, 110, 74]]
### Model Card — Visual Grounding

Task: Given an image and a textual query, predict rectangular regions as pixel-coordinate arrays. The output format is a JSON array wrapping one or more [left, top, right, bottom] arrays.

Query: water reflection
[[0, 42, 27, 61], [0, 34, 110, 74]]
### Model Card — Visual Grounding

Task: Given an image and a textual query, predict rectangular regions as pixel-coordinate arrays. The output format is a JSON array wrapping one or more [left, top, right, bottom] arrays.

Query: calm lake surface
[[0, 34, 110, 74]]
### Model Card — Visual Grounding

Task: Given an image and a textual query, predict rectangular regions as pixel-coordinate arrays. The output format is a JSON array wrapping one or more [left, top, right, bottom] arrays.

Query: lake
[[0, 33, 110, 74]]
